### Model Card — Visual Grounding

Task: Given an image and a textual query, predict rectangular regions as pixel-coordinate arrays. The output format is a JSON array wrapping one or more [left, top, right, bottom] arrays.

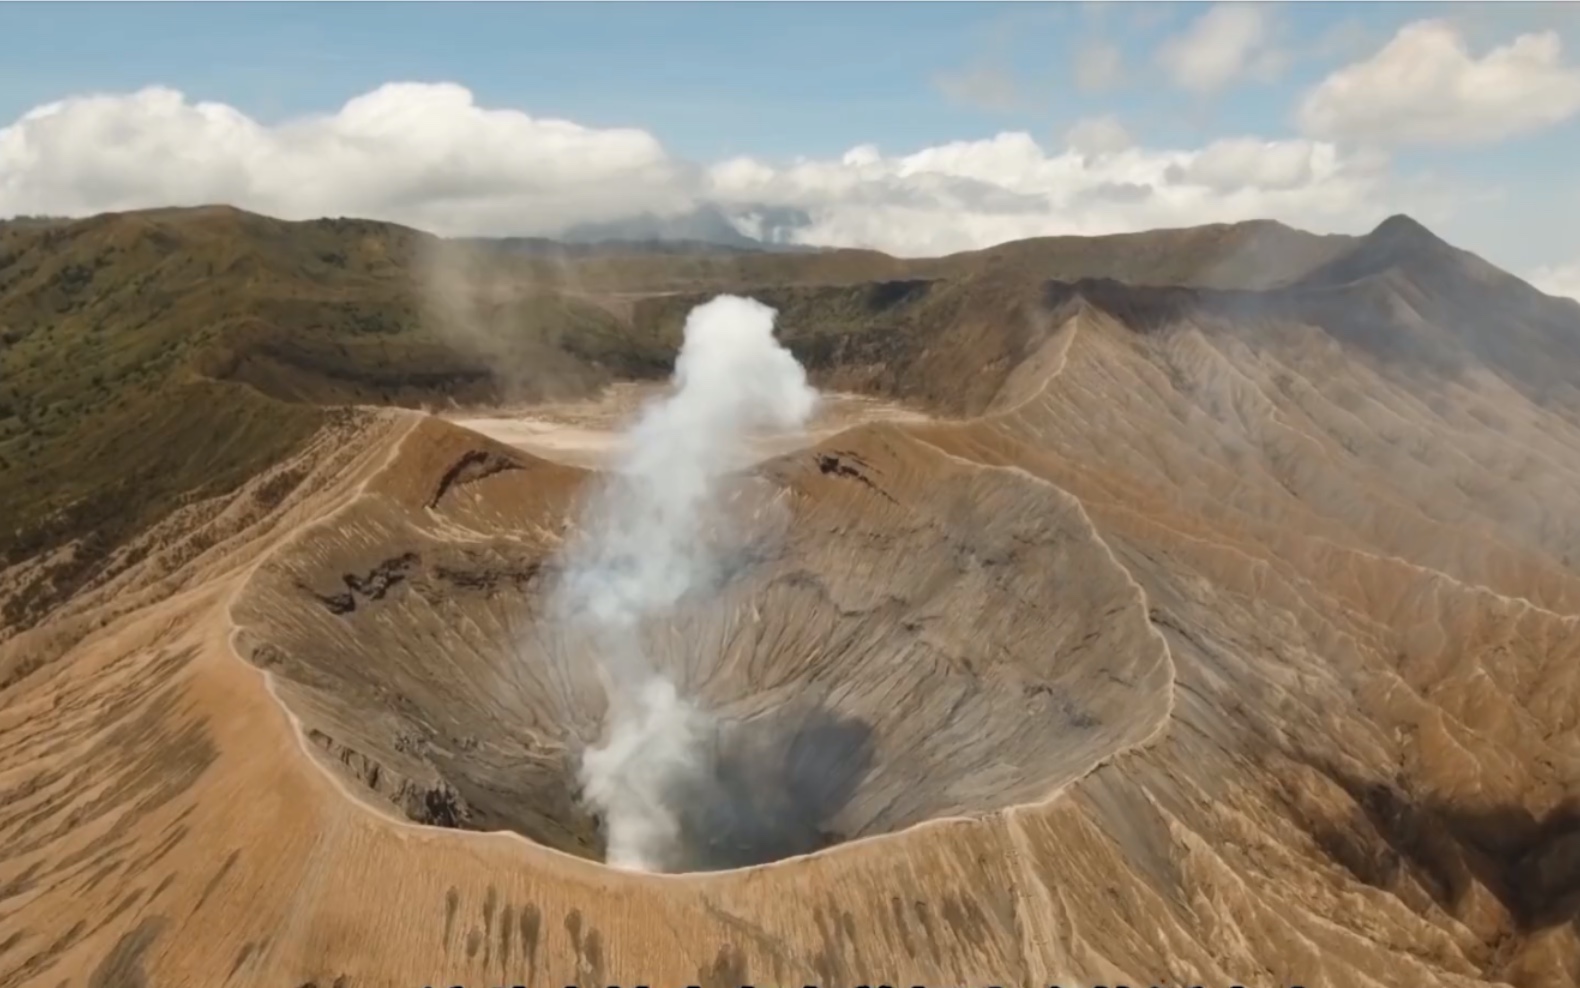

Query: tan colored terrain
[[4, 209, 1580, 988], [451, 385, 931, 470]]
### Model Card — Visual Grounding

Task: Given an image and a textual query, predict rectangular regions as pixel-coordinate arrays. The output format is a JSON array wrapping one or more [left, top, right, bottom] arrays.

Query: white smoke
[[575, 676, 711, 870], [550, 294, 818, 871]]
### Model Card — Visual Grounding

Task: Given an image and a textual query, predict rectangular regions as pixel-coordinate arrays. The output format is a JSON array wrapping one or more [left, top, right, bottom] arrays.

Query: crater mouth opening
[[577, 692, 877, 873]]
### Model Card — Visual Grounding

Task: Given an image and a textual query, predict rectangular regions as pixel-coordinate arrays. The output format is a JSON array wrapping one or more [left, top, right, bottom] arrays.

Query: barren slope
[[3, 211, 1580, 987]]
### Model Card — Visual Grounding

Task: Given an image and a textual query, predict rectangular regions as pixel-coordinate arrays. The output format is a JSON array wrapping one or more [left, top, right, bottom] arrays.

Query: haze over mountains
[[3, 205, 1580, 987], [560, 203, 819, 252]]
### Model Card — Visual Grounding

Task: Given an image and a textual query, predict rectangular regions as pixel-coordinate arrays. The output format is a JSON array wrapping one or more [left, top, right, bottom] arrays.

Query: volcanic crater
[[228, 403, 1173, 872]]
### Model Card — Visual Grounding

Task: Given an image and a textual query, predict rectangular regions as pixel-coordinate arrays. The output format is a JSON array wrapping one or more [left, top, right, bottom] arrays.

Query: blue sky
[[0, 2, 1470, 158], [1, 2, 1578, 293]]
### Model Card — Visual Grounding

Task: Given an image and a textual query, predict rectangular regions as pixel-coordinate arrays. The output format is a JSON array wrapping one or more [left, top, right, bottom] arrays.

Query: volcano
[[4, 208, 1580, 988]]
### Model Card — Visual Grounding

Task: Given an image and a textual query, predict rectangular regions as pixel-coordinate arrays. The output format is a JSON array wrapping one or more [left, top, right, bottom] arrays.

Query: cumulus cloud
[[1, 81, 1440, 257], [1530, 259, 1580, 301], [1156, 3, 1286, 95], [1172, 137, 1329, 193], [0, 83, 698, 236], [1063, 115, 1134, 156], [1297, 19, 1580, 145], [708, 132, 1396, 255]]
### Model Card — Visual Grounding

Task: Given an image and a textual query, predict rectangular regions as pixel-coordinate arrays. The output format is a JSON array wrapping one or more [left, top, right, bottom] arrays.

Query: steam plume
[[550, 294, 817, 871]]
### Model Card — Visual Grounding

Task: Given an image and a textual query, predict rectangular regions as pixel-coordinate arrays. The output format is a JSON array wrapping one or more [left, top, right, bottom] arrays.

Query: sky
[[2, 1, 1579, 299]]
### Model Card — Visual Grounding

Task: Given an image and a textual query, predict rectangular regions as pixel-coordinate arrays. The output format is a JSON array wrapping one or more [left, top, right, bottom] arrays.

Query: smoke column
[[550, 294, 818, 871]]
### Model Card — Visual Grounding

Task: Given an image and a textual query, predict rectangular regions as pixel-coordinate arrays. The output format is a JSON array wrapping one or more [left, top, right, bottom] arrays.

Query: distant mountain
[[452, 235, 769, 257], [447, 203, 822, 257], [558, 203, 819, 253]]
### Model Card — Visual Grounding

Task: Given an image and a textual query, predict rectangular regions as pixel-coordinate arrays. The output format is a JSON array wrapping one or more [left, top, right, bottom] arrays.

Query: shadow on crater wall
[[1282, 752, 1580, 979], [611, 698, 877, 873]]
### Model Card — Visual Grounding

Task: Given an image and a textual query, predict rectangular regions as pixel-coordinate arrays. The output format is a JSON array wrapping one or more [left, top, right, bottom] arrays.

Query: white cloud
[[1297, 19, 1580, 145], [1074, 41, 1125, 92], [709, 132, 1398, 255], [0, 82, 1445, 258], [1063, 115, 1134, 155], [1530, 260, 1580, 301], [0, 83, 697, 236], [1156, 3, 1285, 95], [1176, 137, 1325, 193]]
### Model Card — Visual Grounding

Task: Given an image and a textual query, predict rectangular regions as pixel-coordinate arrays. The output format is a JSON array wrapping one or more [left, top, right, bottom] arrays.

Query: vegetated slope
[[0, 208, 642, 632], [0, 206, 1369, 636], [6, 206, 1580, 987]]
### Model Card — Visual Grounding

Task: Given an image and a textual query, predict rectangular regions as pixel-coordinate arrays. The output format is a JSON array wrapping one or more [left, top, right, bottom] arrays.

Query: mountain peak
[[1368, 213, 1444, 247], [1294, 213, 1472, 290]]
